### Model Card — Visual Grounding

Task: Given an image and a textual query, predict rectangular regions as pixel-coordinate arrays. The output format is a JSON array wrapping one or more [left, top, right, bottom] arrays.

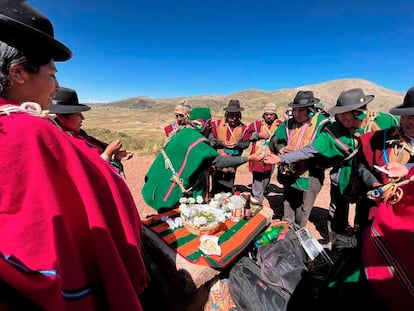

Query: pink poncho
[[0, 99, 148, 310]]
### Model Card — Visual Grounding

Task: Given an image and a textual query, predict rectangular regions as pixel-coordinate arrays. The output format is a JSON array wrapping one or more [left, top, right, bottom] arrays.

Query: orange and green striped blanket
[[142, 208, 268, 269]]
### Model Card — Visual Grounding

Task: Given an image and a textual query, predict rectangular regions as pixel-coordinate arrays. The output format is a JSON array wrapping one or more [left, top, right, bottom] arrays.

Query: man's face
[[226, 112, 241, 127], [263, 112, 277, 125], [400, 115, 414, 137], [335, 111, 361, 130], [175, 113, 187, 126], [292, 107, 309, 124]]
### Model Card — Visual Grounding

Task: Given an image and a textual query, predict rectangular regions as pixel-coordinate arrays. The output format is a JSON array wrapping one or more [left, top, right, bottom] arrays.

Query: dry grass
[[81, 78, 404, 154]]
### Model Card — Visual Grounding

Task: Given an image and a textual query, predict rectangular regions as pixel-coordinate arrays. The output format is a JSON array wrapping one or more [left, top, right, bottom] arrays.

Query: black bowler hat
[[50, 87, 91, 114], [0, 0, 72, 61], [389, 87, 414, 116], [328, 88, 374, 115], [288, 91, 320, 108]]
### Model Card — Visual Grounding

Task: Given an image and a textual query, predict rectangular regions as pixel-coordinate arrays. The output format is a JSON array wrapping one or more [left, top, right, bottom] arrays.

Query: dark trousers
[[251, 170, 273, 204], [328, 184, 374, 239], [283, 176, 322, 228]]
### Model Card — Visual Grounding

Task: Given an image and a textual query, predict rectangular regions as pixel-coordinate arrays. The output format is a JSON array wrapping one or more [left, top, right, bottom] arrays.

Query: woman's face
[[27, 60, 59, 109], [10, 60, 59, 109], [400, 115, 414, 138], [56, 112, 84, 132]]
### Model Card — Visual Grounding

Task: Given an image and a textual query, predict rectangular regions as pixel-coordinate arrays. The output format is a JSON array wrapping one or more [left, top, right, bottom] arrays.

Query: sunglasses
[[175, 113, 185, 118]]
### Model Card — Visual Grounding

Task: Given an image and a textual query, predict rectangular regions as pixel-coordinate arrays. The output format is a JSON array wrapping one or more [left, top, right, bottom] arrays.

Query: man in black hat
[[0, 1, 148, 310], [268, 90, 331, 228], [50, 87, 134, 179], [209, 99, 251, 193], [265, 88, 399, 248]]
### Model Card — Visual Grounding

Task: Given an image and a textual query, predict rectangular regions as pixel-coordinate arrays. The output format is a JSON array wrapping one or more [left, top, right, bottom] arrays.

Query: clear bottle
[[253, 225, 283, 248], [230, 191, 243, 222]]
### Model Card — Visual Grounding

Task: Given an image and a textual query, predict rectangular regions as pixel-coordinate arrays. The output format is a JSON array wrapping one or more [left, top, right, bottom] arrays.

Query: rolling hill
[[83, 78, 404, 146]]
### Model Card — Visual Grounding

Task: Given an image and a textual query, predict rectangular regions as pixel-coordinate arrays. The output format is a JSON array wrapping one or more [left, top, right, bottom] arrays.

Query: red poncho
[[0, 99, 148, 310], [362, 166, 414, 310]]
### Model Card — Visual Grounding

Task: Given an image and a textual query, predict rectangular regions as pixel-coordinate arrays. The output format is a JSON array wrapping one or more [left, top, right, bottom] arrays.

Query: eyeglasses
[[175, 113, 185, 118]]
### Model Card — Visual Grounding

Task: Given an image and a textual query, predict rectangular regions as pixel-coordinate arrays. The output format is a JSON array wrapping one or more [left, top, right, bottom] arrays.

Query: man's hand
[[385, 162, 409, 178], [264, 153, 281, 164], [248, 152, 264, 162], [279, 146, 294, 154]]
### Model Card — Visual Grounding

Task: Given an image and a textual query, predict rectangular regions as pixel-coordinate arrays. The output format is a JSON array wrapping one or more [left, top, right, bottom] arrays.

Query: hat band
[[338, 97, 366, 106], [295, 98, 314, 105]]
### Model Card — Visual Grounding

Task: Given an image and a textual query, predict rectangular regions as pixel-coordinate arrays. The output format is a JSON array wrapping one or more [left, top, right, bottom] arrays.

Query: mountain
[[103, 78, 404, 116], [84, 78, 404, 143]]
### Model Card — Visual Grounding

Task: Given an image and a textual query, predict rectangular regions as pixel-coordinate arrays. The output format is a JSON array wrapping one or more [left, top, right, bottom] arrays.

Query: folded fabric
[[143, 209, 267, 269]]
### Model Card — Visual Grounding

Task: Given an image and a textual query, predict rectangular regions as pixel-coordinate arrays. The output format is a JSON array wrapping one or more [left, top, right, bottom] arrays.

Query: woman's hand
[[115, 150, 134, 161]]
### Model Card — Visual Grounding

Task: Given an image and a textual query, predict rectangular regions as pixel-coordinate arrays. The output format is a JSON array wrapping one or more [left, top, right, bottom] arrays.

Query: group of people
[[1, 1, 413, 310], [157, 87, 414, 310], [263, 87, 414, 310]]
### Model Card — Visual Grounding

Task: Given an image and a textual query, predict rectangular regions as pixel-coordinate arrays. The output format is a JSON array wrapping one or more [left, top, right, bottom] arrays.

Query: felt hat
[[189, 107, 211, 120], [50, 87, 91, 114], [328, 88, 374, 115], [175, 101, 192, 116], [263, 103, 278, 115], [288, 91, 320, 108], [0, 0, 72, 61], [223, 99, 244, 112], [389, 87, 414, 116]]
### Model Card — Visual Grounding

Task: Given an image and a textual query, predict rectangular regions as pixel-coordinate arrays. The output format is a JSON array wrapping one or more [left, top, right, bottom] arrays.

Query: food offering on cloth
[[179, 196, 227, 235]]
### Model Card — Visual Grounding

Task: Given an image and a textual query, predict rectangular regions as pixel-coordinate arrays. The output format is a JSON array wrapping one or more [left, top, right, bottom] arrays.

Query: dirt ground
[[123, 154, 356, 310], [122, 154, 354, 243]]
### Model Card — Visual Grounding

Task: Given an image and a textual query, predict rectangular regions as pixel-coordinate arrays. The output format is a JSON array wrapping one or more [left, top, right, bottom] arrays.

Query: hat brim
[[327, 95, 374, 115], [389, 104, 414, 116], [223, 107, 244, 112], [0, 15, 72, 61], [49, 104, 91, 114], [287, 98, 320, 108]]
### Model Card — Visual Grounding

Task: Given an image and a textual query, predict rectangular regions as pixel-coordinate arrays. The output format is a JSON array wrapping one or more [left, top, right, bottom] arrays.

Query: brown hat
[[223, 99, 244, 112], [0, 0, 71, 61], [288, 91, 320, 108], [328, 88, 374, 115], [389, 86, 414, 116]]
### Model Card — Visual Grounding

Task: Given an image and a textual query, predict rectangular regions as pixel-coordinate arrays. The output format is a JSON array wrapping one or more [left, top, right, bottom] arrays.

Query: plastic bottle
[[253, 225, 283, 248], [230, 191, 243, 222]]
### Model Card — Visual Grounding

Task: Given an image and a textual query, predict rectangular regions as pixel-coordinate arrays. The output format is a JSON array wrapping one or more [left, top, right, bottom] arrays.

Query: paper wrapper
[[199, 235, 221, 256]]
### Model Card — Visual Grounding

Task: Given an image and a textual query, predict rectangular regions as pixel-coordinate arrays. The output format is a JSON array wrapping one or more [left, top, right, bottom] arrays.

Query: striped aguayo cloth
[[142, 209, 268, 269]]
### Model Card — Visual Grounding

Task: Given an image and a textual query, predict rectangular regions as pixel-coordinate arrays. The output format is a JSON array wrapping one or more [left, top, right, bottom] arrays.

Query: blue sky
[[31, 0, 413, 103]]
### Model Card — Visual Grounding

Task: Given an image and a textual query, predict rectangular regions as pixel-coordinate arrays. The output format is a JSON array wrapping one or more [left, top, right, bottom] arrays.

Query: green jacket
[[272, 113, 330, 191], [313, 111, 399, 194]]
